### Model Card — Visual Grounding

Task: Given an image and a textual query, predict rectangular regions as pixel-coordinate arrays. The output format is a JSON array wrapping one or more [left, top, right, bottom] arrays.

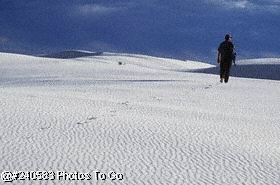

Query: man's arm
[[217, 43, 222, 64], [232, 47, 237, 66], [217, 52, 221, 64]]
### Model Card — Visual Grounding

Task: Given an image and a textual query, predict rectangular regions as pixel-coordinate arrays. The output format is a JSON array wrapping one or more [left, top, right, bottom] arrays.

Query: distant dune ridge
[[0, 51, 280, 185], [42, 50, 280, 81]]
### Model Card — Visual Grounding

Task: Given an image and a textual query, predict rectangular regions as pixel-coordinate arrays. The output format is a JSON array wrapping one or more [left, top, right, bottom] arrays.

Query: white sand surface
[[0, 52, 279, 185]]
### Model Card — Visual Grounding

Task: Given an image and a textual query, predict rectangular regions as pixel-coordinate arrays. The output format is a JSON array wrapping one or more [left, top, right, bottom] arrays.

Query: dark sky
[[0, 0, 280, 63]]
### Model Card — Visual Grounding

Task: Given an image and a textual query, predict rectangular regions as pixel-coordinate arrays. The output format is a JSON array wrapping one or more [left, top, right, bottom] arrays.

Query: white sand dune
[[0, 51, 280, 185]]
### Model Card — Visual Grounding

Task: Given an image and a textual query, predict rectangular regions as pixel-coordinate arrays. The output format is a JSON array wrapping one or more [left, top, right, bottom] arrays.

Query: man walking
[[217, 34, 235, 83]]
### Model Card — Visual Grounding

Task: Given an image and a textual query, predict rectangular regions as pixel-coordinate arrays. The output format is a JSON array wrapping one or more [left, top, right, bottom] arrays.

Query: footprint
[[121, 101, 129, 106], [27, 95, 37, 98], [87, 116, 97, 121], [77, 116, 98, 125], [26, 135, 32, 139], [204, 84, 213, 89], [152, 96, 162, 101], [40, 126, 51, 130], [77, 121, 88, 125]]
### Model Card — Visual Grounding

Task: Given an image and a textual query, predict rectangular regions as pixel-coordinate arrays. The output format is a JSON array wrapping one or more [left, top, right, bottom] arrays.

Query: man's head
[[225, 34, 232, 41]]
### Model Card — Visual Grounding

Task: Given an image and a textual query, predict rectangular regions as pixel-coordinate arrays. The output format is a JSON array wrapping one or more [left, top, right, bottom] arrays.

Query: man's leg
[[220, 62, 226, 82], [224, 61, 232, 83]]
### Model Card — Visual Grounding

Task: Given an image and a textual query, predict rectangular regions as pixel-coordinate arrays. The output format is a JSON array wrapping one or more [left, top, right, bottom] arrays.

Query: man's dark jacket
[[218, 40, 234, 62]]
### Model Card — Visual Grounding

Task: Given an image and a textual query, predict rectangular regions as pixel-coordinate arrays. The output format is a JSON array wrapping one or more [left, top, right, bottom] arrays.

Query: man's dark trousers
[[220, 60, 232, 83]]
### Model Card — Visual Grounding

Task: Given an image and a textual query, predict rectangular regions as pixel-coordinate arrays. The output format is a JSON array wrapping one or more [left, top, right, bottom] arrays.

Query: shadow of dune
[[190, 64, 280, 81], [41, 51, 103, 59], [1, 78, 190, 87]]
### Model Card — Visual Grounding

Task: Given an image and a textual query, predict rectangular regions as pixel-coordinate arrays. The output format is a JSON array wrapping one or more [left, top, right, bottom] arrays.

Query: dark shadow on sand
[[1, 78, 190, 87], [188, 64, 280, 81], [42, 51, 103, 59]]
